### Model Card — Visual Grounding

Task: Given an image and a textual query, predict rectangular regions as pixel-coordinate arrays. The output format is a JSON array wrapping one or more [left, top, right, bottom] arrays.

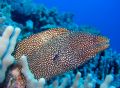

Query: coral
[[0, 0, 99, 40], [0, 2, 23, 35], [25, 20, 33, 30], [0, 0, 120, 88], [0, 3, 11, 19], [76, 49, 120, 87], [19, 55, 46, 88], [7, 54, 115, 88], [1, 1, 77, 34], [0, 16, 6, 24], [0, 26, 21, 83], [8, 0, 36, 16], [47, 72, 115, 88], [100, 74, 115, 88]]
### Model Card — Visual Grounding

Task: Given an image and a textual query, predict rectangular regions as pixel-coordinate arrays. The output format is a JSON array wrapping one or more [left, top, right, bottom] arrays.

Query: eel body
[[14, 28, 109, 80]]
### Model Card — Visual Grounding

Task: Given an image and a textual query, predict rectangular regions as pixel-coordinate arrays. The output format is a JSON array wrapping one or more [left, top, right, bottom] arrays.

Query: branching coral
[[0, 0, 98, 40], [19, 55, 46, 88], [100, 74, 115, 88], [15, 55, 116, 88], [0, 2, 23, 35], [0, 26, 119, 88], [0, 1, 120, 88], [0, 26, 21, 83], [76, 49, 120, 87]]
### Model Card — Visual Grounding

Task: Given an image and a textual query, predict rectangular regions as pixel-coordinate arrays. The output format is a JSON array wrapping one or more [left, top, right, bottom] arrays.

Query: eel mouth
[[94, 36, 110, 52], [81, 36, 110, 59], [84, 36, 110, 55]]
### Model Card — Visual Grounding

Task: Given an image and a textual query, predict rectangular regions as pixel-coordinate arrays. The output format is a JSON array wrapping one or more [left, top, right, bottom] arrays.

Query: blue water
[[34, 0, 120, 52]]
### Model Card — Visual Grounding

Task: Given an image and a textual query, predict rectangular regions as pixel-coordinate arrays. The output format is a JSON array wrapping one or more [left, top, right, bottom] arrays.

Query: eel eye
[[53, 50, 61, 65], [53, 54, 59, 62]]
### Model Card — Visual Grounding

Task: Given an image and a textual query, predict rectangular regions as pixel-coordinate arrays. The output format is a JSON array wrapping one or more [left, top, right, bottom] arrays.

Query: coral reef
[[0, 26, 21, 83], [4, 52, 116, 88], [0, 0, 78, 39], [0, 0, 120, 88], [18, 55, 46, 88], [0, 0, 99, 39], [77, 49, 120, 87], [0, 26, 118, 88]]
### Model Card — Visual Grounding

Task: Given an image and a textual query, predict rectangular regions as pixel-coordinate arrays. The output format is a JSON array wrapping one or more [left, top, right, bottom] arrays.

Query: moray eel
[[14, 28, 109, 80]]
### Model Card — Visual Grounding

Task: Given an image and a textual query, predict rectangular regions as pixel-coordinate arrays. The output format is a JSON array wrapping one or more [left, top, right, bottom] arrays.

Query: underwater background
[[34, 0, 120, 53], [0, 0, 120, 88]]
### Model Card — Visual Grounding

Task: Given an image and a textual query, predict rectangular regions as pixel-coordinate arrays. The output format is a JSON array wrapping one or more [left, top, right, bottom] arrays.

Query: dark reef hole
[[11, 10, 30, 25], [11, 10, 46, 31]]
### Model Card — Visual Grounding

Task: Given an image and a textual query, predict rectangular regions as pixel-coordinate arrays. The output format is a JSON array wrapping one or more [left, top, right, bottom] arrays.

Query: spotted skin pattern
[[14, 28, 109, 80]]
